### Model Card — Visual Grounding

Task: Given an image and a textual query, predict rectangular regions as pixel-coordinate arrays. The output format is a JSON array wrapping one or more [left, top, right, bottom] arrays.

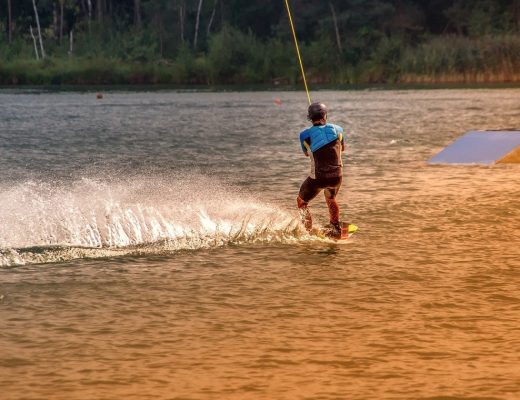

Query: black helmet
[[307, 102, 327, 121]]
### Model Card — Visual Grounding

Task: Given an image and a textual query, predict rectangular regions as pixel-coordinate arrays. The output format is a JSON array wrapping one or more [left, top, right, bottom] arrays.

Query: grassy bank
[[0, 58, 188, 85], [398, 35, 520, 84], [1, 32, 519, 86]]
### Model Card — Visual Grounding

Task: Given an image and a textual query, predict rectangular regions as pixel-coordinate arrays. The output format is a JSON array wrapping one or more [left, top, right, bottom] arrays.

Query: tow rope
[[284, 0, 311, 104]]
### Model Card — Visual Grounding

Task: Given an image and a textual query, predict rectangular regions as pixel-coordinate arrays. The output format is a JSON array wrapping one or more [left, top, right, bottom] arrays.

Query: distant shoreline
[[1, 82, 519, 92], [1, 49, 519, 88]]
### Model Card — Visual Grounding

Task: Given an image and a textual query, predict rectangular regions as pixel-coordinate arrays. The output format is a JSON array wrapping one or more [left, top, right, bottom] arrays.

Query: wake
[[0, 175, 304, 266]]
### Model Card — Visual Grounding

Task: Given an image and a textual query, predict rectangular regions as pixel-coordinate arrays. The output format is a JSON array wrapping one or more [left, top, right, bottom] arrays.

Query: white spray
[[0, 175, 303, 266]]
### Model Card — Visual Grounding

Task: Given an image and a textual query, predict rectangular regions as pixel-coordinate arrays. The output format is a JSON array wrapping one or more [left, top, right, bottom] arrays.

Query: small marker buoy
[[96, 93, 103, 99], [274, 98, 282, 106]]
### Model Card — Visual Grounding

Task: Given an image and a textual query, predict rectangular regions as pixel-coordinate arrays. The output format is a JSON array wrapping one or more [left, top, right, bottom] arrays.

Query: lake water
[[1, 88, 519, 399]]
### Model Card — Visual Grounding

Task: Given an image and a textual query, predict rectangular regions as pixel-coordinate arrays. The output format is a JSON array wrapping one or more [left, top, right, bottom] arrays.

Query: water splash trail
[[0, 175, 303, 266]]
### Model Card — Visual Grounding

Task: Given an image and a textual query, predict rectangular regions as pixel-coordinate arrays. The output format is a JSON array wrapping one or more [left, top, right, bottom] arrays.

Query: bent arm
[[337, 126, 345, 153], [299, 130, 311, 156]]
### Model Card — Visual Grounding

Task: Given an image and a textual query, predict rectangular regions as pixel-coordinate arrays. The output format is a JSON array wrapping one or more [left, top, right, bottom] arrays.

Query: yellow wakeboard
[[312, 222, 358, 242]]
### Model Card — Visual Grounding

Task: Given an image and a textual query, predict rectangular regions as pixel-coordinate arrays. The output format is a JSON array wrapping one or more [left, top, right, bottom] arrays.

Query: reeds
[[399, 35, 520, 83]]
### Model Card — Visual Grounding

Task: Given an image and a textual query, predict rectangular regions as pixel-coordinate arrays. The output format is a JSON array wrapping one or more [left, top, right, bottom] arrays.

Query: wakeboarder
[[297, 102, 346, 238]]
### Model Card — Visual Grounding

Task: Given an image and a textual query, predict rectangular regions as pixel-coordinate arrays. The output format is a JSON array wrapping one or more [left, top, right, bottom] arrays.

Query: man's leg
[[325, 197, 340, 225], [297, 196, 312, 231], [324, 176, 342, 227], [297, 177, 321, 232]]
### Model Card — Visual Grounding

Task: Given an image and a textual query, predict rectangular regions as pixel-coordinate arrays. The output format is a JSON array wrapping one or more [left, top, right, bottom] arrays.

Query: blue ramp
[[428, 131, 520, 165]]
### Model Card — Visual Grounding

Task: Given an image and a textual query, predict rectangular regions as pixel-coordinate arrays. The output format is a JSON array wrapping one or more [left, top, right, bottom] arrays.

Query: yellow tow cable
[[284, 0, 311, 105]]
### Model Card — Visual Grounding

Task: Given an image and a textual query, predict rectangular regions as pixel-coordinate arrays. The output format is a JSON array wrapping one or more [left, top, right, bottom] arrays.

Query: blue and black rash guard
[[299, 123, 345, 179]]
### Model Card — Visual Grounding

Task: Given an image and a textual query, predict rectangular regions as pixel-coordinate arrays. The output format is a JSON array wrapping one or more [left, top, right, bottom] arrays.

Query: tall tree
[[329, 2, 342, 54], [513, 0, 520, 31], [134, 0, 141, 28], [207, 0, 218, 36], [7, 0, 12, 43], [97, 0, 103, 23], [87, 0, 92, 32], [193, 0, 204, 48], [32, 0, 46, 59], [59, 0, 64, 44], [179, 0, 185, 43], [52, 1, 58, 40], [30, 25, 40, 59]]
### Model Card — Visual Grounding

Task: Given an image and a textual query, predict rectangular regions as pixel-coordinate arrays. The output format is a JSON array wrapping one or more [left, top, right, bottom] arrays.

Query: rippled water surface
[[1, 88, 520, 399]]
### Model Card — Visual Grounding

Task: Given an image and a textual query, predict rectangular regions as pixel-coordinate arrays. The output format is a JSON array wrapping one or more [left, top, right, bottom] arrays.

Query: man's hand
[[304, 151, 309, 157]]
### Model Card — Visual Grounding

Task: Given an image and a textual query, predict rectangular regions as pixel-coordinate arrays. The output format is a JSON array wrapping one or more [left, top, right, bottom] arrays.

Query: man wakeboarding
[[297, 102, 346, 238]]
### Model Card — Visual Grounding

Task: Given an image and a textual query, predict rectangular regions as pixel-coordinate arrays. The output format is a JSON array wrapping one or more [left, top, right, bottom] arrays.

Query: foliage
[[0, 0, 518, 85], [206, 26, 266, 83]]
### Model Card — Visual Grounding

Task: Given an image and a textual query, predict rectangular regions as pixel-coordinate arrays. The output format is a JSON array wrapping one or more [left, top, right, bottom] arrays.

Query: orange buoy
[[273, 98, 282, 106], [96, 93, 103, 99]]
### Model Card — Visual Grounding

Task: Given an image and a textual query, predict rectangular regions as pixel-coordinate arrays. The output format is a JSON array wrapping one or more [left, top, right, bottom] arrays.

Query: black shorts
[[298, 176, 342, 203]]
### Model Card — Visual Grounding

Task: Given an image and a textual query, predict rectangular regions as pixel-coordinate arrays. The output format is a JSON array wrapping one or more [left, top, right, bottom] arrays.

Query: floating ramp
[[428, 130, 520, 165]]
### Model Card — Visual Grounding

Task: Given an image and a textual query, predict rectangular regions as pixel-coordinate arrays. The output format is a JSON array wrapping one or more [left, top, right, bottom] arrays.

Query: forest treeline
[[1, 0, 519, 85]]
